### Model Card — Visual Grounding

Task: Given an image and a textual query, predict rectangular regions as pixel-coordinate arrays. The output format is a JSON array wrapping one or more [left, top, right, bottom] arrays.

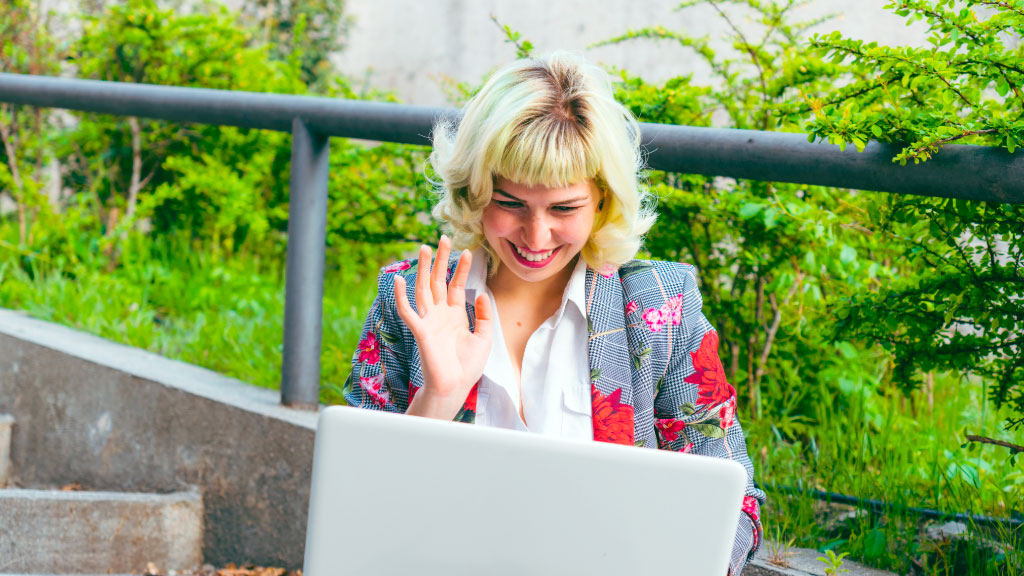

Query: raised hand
[[394, 235, 493, 421]]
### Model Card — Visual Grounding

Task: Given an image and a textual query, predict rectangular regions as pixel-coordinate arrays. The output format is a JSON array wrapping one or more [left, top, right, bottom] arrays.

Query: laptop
[[303, 405, 746, 576]]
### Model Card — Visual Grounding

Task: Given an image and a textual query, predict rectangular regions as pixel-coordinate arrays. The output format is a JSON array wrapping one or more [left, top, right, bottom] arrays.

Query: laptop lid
[[303, 405, 746, 576]]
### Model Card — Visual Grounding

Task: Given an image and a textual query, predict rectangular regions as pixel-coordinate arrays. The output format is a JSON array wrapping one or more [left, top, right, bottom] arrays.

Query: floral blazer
[[344, 255, 766, 575]]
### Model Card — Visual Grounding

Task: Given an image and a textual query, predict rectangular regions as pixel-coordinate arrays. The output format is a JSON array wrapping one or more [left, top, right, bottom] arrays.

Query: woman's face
[[482, 177, 601, 286]]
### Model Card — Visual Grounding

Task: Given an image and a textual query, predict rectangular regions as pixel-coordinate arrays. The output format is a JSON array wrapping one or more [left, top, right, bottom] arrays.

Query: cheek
[[481, 207, 514, 240], [562, 214, 597, 244]]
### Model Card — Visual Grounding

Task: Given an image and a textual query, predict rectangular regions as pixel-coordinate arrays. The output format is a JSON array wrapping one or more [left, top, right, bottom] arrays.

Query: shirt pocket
[[561, 382, 593, 439]]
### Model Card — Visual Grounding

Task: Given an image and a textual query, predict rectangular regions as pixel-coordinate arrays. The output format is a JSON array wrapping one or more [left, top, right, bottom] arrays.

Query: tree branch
[[965, 434, 1024, 454]]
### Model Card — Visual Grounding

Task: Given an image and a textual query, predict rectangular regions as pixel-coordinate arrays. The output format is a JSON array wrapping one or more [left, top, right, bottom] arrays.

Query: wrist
[[406, 386, 468, 421]]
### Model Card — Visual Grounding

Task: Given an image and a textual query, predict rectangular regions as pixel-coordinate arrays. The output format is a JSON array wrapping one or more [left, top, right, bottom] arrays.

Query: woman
[[345, 52, 765, 575]]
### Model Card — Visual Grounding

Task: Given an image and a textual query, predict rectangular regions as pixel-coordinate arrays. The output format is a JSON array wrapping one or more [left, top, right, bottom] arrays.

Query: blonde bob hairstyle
[[429, 51, 656, 274]]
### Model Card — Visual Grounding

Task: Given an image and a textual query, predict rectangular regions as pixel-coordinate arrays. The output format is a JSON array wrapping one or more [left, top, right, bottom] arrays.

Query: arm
[[652, 265, 765, 576], [342, 260, 413, 412]]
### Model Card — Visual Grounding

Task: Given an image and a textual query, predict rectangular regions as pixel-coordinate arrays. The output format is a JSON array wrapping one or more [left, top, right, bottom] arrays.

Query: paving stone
[[743, 542, 898, 576], [925, 520, 970, 541]]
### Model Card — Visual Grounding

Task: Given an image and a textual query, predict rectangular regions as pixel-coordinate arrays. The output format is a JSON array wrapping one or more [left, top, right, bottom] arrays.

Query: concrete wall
[[331, 0, 933, 107], [0, 308, 318, 569]]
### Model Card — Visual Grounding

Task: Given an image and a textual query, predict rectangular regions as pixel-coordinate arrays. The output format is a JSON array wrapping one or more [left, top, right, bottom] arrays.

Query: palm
[[395, 238, 493, 405]]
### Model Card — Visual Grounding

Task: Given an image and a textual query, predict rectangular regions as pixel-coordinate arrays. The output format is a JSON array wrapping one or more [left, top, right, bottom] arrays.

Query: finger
[[447, 249, 472, 307], [415, 244, 432, 317], [430, 235, 450, 306], [393, 275, 419, 332], [471, 291, 493, 342]]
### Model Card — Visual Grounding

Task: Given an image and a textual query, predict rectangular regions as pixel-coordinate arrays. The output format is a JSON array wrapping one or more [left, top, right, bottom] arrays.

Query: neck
[[488, 255, 578, 303]]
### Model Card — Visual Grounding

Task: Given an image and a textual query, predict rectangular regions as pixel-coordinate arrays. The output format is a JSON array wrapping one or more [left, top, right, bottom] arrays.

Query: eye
[[494, 200, 523, 209], [552, 205, 582, 214]]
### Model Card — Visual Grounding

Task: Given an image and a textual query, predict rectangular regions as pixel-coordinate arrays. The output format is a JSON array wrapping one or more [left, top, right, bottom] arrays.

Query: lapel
[[584, 267, 636, 446]]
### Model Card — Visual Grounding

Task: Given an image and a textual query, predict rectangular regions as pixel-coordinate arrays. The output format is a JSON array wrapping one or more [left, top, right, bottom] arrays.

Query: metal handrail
[[1, 72, 1021, 408]]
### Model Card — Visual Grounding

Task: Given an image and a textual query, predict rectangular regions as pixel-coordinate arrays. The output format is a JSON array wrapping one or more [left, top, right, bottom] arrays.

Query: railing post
[[281, 118, 330, 409]]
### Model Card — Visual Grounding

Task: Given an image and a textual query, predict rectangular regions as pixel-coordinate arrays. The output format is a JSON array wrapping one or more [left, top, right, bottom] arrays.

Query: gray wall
[[0, 309, 318, 569], [331, 0, 932, 107]]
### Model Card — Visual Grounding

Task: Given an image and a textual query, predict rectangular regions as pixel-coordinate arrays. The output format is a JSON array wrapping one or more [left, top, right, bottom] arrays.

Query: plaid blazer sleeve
[[343, 261, 418, 412], [651, 262, 765, 575]]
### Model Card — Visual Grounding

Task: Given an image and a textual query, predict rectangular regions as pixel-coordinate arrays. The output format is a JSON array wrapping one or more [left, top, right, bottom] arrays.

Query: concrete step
[[0, 487, 203, 574], [744, 541, 897, 576]]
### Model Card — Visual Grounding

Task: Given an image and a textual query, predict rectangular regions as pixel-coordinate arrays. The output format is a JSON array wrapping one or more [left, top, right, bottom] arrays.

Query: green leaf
[[839, 244, 857, 265], [590, 368, 601, 382], [378, 330, 399, 346], [739, 202, 765, 220], [836, 341, 858, 359], [691, 422, 726, 439], [996, 78, 1010, 97], [679, 402, 697, 416], [863, 530, 887, 560], [618, 261, 654, 281]]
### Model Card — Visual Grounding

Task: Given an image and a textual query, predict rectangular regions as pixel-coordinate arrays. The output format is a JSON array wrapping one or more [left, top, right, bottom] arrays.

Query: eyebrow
[[493, 189, 592, 205]]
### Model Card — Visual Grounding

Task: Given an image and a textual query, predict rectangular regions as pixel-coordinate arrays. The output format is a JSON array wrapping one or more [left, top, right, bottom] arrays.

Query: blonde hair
[[429, 51, 656, 274]]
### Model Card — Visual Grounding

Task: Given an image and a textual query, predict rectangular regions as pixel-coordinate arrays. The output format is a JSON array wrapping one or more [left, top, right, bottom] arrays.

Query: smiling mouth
[[507, 240, 560, 268]]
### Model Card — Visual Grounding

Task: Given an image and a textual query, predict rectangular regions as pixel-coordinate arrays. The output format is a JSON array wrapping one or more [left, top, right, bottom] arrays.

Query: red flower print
[[643, 307, 666, 332], [742, 495, 762, 549], [359, 373, 390, 408], [408, 381, 420, 404], [685, 331, 736, 408], [591, 385, 635, 445], [655, 418, 687, 443], [742, 496, 761, 524], [625, 300, 639, 316], [462, 383, 479, 413], [719, 398, 736, 429], [357, 333, 380, 365], [598, 263, 617, 278], [680, 442, 694, 453], [383, 260, 411, 274]]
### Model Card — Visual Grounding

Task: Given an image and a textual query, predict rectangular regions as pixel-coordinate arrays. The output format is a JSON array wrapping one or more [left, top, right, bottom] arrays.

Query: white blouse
[[464, 248, 593, 440]]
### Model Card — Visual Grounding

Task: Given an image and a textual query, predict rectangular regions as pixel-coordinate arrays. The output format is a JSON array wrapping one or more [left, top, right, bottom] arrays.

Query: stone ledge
[[743, 542, 897, 576], [0, 488, 202, 574]]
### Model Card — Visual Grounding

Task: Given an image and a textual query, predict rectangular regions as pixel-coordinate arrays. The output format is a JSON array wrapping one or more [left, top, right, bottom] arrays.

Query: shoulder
[[618, 258, 700, 300], [374, 258, 416, 303]]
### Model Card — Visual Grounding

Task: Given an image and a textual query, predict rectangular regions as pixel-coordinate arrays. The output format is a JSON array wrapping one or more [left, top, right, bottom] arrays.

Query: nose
[[522, 212, 552, 250]]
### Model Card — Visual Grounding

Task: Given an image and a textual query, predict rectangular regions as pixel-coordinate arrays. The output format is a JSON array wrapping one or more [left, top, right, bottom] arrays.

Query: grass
[[0, 233, 385, 405], [1, 229, 1022, 575], [750, 369, 1024, 575]]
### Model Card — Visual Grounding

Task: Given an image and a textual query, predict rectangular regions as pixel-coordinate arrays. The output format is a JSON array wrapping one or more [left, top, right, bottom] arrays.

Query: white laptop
[[303, 405, 746, 576]]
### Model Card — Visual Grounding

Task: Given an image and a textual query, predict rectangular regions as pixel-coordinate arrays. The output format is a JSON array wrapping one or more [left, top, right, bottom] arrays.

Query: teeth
[[514, 245, 554, 262]]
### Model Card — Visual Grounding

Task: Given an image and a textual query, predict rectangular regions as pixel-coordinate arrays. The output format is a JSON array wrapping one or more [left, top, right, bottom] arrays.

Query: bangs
[[488, 114, 601, 188]]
